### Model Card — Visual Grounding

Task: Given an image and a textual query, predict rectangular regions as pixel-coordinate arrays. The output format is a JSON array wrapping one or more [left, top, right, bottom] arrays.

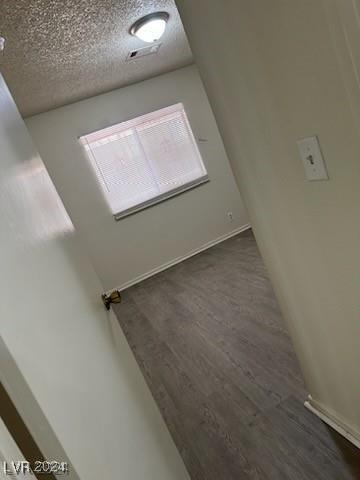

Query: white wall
[[176, 0, 360, 442], [0, 416, 27, 478], [26, 65, 249, 291], [0, 74, 190, 479]]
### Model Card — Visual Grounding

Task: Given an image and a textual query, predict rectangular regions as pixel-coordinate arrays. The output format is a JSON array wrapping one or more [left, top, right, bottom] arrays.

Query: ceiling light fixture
[[130, 12, 169, 43]]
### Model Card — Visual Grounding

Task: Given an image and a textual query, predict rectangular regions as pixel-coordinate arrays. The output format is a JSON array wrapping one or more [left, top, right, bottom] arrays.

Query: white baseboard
[[304, 395, 360, 449], [106, 224, 251, 294]]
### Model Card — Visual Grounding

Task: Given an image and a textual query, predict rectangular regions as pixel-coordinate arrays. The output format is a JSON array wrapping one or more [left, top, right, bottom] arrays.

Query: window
[[80, 103, 208, 220]]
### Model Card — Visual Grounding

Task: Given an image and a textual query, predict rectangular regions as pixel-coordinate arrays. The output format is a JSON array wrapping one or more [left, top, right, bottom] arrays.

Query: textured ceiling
[[0, 0, 193, 117]]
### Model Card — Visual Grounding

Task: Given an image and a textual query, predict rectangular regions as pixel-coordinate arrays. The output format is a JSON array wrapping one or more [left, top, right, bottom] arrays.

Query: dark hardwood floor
[[113, 229, 360, 479]]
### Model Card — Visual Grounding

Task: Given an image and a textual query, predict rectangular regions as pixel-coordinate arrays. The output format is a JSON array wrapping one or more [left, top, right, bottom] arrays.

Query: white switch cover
[[297, 135, 329, 181]]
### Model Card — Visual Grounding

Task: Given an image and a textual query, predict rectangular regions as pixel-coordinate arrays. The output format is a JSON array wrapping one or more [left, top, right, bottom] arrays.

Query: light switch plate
[[297, 135, 329, 181]]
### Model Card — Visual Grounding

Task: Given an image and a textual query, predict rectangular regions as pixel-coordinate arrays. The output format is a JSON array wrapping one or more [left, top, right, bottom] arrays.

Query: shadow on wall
[[0, 338, 80, 480]]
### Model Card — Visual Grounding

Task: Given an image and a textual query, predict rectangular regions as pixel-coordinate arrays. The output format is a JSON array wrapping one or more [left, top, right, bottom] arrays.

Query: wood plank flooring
[[113, 229, 360, 479]]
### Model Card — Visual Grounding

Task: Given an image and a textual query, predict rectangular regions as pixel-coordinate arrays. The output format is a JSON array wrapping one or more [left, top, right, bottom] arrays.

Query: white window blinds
[[79, 103, 208, 219]]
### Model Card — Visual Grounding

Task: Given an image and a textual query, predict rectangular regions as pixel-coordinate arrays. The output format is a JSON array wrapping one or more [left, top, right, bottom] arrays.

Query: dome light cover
[[130, 12, 169, 43]]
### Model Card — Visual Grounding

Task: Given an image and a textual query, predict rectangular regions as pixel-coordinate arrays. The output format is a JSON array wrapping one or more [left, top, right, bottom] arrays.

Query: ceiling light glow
[[130, 12, 169, 43]]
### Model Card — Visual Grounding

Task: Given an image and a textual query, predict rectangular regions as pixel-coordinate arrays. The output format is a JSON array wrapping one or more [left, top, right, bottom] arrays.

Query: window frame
[[114, 174, 209, 220], [79, 103, 209, 221]]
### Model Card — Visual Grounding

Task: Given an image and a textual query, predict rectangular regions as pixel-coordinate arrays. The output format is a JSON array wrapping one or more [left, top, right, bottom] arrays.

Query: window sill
[[114, 175, 209, 221]]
